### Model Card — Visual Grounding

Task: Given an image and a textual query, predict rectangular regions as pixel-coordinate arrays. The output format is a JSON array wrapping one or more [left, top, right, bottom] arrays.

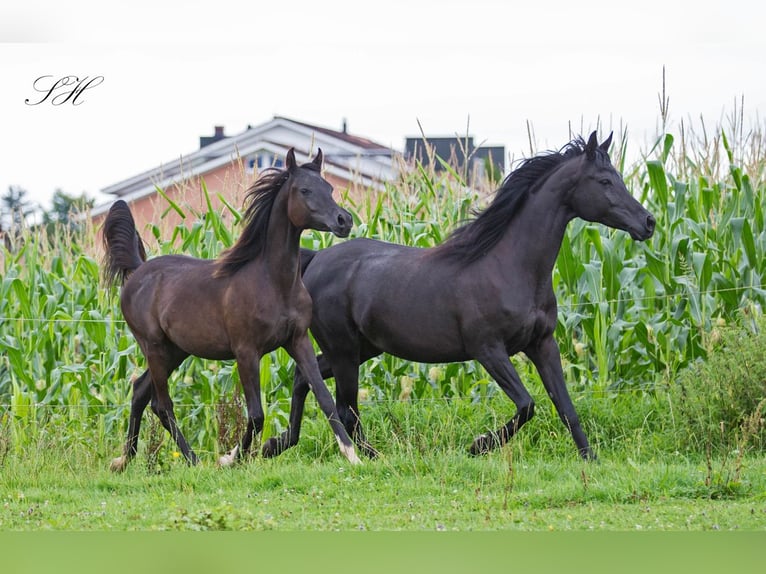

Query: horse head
[[284, 148, 353, 237], [567, 131, 655, 241]]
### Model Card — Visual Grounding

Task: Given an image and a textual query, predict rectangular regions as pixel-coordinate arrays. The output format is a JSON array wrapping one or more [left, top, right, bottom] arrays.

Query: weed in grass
[[216, 391, 247, 457], [670, 312, 766, 454], [144, 416, 167, 475], [0, 411, 9, 466]]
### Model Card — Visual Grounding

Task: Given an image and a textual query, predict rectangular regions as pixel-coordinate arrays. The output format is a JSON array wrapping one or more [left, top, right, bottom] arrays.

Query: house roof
[[281, 117, 390, 151], [96, 116, 399, 213]]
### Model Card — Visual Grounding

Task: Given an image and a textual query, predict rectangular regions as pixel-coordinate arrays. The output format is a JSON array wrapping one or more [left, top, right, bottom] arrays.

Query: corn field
[[1, 118, 765, 456]]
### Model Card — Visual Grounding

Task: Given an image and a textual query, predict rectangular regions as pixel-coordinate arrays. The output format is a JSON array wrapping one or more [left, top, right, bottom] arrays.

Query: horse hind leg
[[332, 355, 379, 459], [110, 369, 152, 473], [471, 347, 535, 455], [146, 347, 198, 465]]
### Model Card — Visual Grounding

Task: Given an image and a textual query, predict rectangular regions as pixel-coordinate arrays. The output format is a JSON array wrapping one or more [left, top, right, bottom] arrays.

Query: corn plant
[[2, 116, 765, 457]]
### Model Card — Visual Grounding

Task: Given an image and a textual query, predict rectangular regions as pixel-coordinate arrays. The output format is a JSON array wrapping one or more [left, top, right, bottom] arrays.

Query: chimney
[[200, 125, 227, 148], [342, 118, 347, 134]]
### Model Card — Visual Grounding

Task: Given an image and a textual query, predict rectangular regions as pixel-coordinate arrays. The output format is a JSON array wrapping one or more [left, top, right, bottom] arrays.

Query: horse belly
[[162, 314, 234, 360], [358, 304, 467, 364]]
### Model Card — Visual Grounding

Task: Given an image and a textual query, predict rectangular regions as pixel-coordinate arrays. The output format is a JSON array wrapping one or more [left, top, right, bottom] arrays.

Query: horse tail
[[101, 200, 147, 286], [299, 248, 317, 276]]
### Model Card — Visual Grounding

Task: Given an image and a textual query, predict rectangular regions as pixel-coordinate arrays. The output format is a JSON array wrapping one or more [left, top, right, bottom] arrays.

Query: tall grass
[[1, 114, 765, 459]]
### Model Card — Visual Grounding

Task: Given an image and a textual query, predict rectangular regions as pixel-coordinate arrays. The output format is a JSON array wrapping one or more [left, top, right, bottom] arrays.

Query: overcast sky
[[2, 1, 765, 213]]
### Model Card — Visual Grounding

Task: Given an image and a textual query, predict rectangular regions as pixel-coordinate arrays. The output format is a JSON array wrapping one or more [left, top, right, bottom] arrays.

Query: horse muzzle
[[630, 213, 656, 241], [331, 209, 353, 238]]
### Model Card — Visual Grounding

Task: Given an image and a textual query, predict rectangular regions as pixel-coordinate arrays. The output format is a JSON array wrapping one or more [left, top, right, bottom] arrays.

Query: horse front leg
[[287, 335, 361, 465], [219, 350, 263, 466], [110, 369, 152, 473], [471, 344, 536, 455], [526, 335, 595, 460]]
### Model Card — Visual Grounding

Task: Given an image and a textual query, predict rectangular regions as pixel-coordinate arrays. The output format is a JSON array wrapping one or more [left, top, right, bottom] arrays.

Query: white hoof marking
[[336, 437, 362, 465]]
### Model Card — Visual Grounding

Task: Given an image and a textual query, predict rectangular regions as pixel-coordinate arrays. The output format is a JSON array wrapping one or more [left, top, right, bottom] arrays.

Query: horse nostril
[[338, 212, 351, 228], [646, 214, 656, 231]]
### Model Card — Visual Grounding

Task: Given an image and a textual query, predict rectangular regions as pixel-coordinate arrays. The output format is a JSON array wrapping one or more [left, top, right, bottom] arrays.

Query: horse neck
[[262, 189, 302, 289], [488, 163, 577, 281]]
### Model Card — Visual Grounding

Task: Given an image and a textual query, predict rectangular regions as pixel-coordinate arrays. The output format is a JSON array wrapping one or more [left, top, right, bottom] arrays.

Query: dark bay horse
[[102, 148, 361, 471], [262, 132, 656, 461]]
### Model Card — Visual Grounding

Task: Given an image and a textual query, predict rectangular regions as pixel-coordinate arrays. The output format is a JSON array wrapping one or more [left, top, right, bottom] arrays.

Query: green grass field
[[1, 116, 765, 531], [2, 396, 765, 531]]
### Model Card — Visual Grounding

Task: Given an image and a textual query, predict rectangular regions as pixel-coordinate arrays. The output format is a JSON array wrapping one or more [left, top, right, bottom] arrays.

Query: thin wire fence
[[1, 283, 764, 327]]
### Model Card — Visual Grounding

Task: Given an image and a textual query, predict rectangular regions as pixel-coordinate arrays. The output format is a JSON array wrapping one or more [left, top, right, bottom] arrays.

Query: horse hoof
[[361, 443, 381, 459], [348, 452, 362, 466], [217, 445, 239, 467], [336, 438, 362, 465], [469, 434, 492, 456], [110, 456, 128, 473], [261, 438, 279, 458]]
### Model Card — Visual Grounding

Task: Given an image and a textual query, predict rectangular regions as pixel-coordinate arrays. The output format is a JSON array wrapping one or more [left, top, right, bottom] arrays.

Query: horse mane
[[434, 136, 607, 265], [215, 161, 320, 277]]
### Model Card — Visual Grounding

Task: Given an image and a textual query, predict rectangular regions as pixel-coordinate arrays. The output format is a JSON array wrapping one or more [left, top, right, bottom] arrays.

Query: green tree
[[1, 185, 34, 229], [1, 185, 35, 250], [42, 189, 94, 234]]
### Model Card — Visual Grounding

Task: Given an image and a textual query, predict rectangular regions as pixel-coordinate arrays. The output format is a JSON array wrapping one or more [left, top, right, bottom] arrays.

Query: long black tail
[[299, 247, 317, 276], [101, 200, 147, 286]]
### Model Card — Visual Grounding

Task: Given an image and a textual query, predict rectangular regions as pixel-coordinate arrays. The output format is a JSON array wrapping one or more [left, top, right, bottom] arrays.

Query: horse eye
[[599, 178, 612, 186], [300, 188, 312, 195]]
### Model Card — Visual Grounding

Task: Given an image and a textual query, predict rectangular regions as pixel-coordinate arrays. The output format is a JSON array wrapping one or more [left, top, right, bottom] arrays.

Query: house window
[[253, 153, 284, 171]]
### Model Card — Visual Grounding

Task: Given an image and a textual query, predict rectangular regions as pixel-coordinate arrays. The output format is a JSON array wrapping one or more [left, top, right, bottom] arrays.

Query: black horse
[[263, 132, 655, 461], [102, 149, 361, 471]]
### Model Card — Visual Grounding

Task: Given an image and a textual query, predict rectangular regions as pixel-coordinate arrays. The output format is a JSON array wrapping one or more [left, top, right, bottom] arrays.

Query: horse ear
[[600, 132, 613, 152], [585, 131, 598, 160], [286, 148, 297, 171], [312, 148, 323, 168]]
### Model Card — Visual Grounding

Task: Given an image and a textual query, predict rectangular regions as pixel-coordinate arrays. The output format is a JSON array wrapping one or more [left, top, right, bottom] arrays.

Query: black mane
[[434, 136, 607, 265], [215, 162, 320, 277]]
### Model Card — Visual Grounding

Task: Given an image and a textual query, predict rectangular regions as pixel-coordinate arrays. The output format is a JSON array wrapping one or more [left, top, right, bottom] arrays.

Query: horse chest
[[222, 281, 310, 351], [494, 305, 554, 354]]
